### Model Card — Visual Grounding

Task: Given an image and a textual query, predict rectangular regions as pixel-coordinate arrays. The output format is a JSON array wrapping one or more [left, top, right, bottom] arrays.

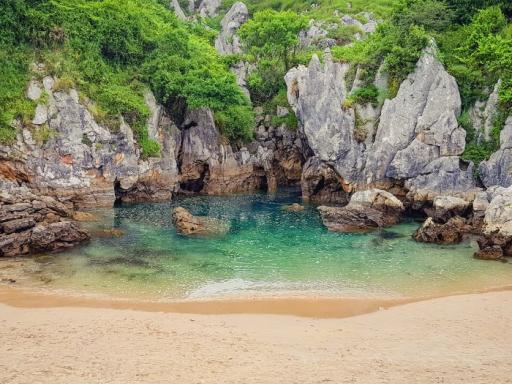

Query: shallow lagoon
[[3, 189, 511, 300]]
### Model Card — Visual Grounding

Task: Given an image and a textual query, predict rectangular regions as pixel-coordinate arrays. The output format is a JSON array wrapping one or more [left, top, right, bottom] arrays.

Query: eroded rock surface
[[480, 116, 512, 188], [172, 207, 230, 236], [286, 44, 471, 204], [413, 216, 469, 245], [318, 189, 404, 232]]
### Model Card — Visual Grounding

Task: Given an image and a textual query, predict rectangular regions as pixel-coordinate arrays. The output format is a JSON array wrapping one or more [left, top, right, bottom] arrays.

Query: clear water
[[4, 189, 512, 300]]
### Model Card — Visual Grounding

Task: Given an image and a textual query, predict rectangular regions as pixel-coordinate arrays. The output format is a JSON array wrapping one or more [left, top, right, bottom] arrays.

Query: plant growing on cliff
[[239, 10, 308, 72]]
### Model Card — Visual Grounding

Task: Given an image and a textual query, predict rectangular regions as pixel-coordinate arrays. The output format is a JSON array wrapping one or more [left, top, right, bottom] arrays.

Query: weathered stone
[[72, 212, 97, 222], [413, 216, 468, 245], [198, 0, 221, 17], [301, 157, 349, 204], [474, 246, 504, 261], [469, 80, 501, 142], [2, 218, 36, 234], [479, 116, 512, 188], [30, 221, 90, 253], [282, 203, 305, 212], [26, 80, 42, 101], [32, 104, 48, 125], [426, 195, 471, 223], [170, 0, 187, 20], [215, 2, 248, 55], [318, 189, 404, 232], [172, 207, 230, 236]]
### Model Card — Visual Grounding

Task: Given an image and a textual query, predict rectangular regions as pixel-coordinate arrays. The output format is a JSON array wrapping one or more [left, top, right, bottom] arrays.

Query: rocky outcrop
[[215, 2, 248, 55], [469, 80, 501, 142], [479, 116, 512, 188], [474, 186, 512, 260], [172, 207, 230, 236], [178, 108, 268, 194], [318, 189, 404, 232], [301, 157, 349, 204], [1, 79, 180, 209], [282, 203, 305, 212], [286, 44, 474, 204], [198, 0, 221, 17], [425, 195, 471, 222], [0, 179, 89, 257], [413, 216, 469, 245], [170, 0, 187, 20], [215, 2, 251, 98]]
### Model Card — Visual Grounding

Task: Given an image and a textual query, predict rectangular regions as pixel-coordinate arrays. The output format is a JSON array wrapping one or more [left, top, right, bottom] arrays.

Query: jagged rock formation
[[469, 80, 501, 142], [2, 78, 180, 208], [301, 157, 348, 204], [318, 189, 404, 232], [197, 0, 221, 17], [286, 45, 476, 204], [215, 2, 248, 55], [215, 2, 251, 98], [473, 186, 512, 260], [170, 0, 187, 20], [479, 116, 512, 188]]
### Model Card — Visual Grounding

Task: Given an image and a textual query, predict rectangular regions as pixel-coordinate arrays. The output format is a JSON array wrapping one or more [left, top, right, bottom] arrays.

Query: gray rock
[[483, 186, 512, 237], [198, 0, 221, 17], [286, 51, 364, 184], [479, 116, 512, 188], [170, 0, 187, 20], [26, 80, 42, 101], [318, 189, 404, 232], [367, 44, 462, 183], [469, 80, 501, 142], [32, 104, 48, 125], [215, 2, 248, 55], [405, 157, 477, 203]]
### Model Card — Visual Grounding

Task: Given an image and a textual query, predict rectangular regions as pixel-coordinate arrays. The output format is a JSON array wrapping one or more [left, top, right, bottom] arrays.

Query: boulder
[[318, 189, 404, 232], [413, 216, 468, 245], [172, 207, 230, 236], [30, 221, 90, 253], [474, 246, 505, 261]]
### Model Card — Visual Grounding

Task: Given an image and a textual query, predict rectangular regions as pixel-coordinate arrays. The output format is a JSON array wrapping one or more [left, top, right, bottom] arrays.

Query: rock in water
[[413, 216, 468, 245], [282, 203, 305, 212], [172, 207, 230, 236], [318, 189, 404, 232]]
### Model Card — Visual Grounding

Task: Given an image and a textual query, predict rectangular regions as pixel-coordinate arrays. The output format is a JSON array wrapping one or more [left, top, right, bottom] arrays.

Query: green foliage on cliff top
[[0, 0, 253, 147]]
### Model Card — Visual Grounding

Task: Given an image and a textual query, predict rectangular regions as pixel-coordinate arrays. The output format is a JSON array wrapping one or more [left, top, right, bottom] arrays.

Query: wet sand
[[1, 288, 512, 383]]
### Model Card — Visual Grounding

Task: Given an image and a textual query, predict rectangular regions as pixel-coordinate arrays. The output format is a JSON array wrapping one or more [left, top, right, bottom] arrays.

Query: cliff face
[[1, 75, 303, 211], [286, 45, 480, 204]]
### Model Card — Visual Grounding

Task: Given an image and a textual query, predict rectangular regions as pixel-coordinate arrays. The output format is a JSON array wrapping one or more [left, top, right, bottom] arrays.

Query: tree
[[239, 10, 307, 72]]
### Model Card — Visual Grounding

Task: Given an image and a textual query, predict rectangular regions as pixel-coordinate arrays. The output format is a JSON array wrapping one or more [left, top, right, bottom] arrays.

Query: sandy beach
[[1, 290, 512, 384]]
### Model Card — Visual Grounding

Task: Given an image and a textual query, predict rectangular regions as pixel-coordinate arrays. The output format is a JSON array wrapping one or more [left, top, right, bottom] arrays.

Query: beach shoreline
[[1, 289, 512, 384], [1, 283, 512, 318]]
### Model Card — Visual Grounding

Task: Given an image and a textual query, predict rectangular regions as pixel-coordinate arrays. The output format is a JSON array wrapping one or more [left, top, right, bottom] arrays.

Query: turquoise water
[[8, 189, 512, 300]]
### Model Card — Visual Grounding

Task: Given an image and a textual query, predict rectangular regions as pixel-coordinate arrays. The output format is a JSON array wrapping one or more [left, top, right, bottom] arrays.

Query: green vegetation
[[0, 0, 253, 149]]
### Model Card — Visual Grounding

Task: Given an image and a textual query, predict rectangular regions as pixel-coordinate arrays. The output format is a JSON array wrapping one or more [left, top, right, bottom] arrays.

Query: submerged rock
[[318, 189, 404, 232], [282, 203, 305, 212], [172, 207, 230, 236]]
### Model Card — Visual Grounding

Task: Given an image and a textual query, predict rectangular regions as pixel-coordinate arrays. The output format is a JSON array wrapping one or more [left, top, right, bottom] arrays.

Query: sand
[[1, 290, 512, 384]]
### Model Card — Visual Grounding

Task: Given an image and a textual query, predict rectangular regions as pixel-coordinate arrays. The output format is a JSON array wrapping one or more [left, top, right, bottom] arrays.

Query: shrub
[[214, 105, 255, 143]]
